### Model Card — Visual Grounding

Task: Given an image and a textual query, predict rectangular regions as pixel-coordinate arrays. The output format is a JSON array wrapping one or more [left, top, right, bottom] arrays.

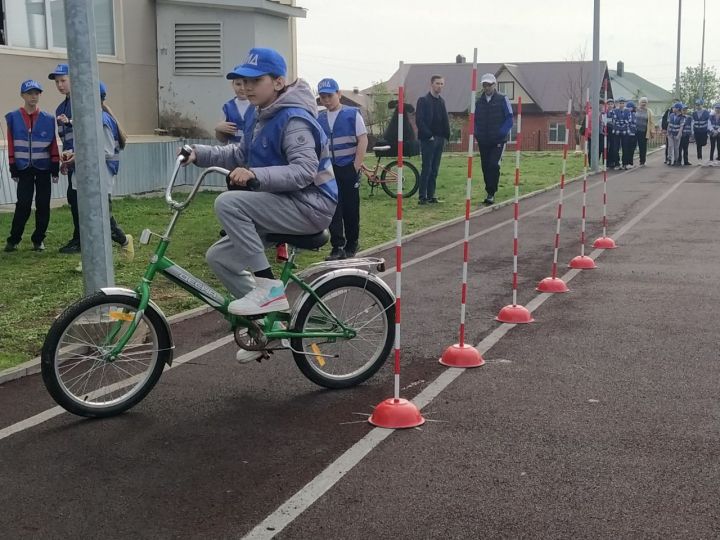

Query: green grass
[[0, 151, 584, 369]]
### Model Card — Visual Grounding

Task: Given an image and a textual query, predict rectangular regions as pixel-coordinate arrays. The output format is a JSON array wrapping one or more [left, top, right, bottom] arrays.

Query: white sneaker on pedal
[[228, 278, 289, 315], [236, 348, 263, 364]]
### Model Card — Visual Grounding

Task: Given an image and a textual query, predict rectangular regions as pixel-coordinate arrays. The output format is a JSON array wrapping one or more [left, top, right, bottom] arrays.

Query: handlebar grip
[[179, 145, 193, 161], [226, 175, 260, 191]]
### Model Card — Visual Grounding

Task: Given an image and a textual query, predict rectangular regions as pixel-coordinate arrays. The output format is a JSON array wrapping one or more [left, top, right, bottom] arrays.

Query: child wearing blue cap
[[680, 104, 692, 165], [317, 77, 368, 260], [48, 63, 82, 254], [183, 47, 337, 362], [692, 99, 710, 163], [666, 102, 685, 166], [4, 80, 60, 252], [709, 103, 720, 164]]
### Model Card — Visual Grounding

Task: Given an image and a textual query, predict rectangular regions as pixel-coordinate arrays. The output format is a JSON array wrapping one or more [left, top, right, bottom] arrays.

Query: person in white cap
[[474, 73, 513, 205]]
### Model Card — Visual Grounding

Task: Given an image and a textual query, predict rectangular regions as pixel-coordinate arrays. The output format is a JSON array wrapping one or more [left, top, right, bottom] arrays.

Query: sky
[[296, 0, 718, 93]]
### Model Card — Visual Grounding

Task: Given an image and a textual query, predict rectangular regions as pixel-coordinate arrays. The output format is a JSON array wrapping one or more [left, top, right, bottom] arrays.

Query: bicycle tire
[[380, 160, 420, 198], [290, 274, 395, 389], [41, 292, 171, 418]]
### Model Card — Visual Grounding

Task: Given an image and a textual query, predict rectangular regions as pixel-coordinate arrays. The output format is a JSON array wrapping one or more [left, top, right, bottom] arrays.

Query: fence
[[0, 138, 219, 205]]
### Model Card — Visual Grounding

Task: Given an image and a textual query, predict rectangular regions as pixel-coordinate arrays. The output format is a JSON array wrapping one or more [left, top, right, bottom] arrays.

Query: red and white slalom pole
[[537, 99, 572, 293], [440, 48, 484, 368], [569, 89, 597, 269], [369, 86, 425, 429], [496, 96, 534, 323], [593, 80, 617, 250]]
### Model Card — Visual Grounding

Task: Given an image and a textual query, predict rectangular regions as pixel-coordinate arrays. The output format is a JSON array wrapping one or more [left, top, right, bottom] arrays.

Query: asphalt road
[[1, 152, 719, 539]]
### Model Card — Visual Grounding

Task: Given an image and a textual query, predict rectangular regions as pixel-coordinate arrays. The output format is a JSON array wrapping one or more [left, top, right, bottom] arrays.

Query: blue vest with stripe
[[681, 114, 692, 136], [222, 98, 256, 144], [5, 109, 55, 171], [625, 111, 637, 136], [102, 111, 121, 176], [318, 106, 359, 167], [667, 113, 683, 136], [692, 109, 710, 132], [55, 97, 73, 151], [245, 107, 337, 202]]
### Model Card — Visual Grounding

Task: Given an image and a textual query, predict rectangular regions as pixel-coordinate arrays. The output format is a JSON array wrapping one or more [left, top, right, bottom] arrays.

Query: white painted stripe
[[239, 166, 698, 539], [0, 334, 235, 442]]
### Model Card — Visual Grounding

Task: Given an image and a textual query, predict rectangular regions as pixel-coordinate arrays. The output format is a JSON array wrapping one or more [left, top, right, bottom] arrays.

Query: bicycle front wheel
[[380, 160, 419, 198], [41, 293, 171, 418], [290, 275, 395, 389]]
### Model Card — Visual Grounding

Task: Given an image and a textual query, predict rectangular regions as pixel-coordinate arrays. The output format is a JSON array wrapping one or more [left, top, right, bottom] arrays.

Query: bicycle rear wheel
[[41, 292, 171, 418], [290, 274, 395, 389], [380, 160, 419, 198]]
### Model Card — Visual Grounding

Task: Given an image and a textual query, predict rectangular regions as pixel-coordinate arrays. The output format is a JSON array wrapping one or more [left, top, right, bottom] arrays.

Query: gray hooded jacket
[[193, 79, 336, 227]]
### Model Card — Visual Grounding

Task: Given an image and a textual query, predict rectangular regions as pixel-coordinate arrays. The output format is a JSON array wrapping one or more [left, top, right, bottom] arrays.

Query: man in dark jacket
[[415, 75, 450, 204], [474, 73, 513, 205]]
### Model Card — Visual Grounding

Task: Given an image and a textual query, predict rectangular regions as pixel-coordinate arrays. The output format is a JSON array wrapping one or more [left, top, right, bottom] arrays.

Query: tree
[[364, 81, 394, 136], [672, 65, 720, 106]]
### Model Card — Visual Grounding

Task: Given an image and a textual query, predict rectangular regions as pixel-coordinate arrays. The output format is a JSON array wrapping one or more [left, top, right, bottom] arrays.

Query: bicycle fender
[[289, 269, 395, 329], [100, 287, 174, 366]]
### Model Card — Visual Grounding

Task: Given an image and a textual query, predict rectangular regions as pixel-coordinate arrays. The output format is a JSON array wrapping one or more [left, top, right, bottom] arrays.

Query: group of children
[[603, 97, 656, 170], [3, 63, 134, 268], [665, 100, 720, 167]]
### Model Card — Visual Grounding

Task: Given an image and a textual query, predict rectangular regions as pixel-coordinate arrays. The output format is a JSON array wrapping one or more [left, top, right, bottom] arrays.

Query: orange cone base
[[593, 236, 617, 249], [439, 343, 485, 368], [496, 304, 534, 323], [368, 398, 425, 429], [536, 276, 570, 293], [569, 255, 597, 269]]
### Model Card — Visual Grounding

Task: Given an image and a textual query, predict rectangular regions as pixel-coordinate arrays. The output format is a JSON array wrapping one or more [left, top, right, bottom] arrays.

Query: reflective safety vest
[[668, 113, 684, 136], [692, 109, 710, 132], [102, 111, 121, 176], [5, 109, 56, 171], [222, 98, 256, 144], [56, 97, 73, 151], [626, 111, 637, 136], [682, 114, 693, 136], [317, 106, 360, 167], [245, 107, 337, 202], [612, 108, 629, 135]]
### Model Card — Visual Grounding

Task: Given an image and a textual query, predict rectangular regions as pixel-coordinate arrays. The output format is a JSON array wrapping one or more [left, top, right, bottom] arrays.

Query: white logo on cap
[[246, 53, 259, 66]]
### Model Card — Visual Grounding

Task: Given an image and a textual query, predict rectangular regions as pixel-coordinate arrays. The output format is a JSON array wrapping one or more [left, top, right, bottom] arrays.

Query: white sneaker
[[228, 278, 289, 316], [236, 347, 263, 364], [121, 234, 134, 261]]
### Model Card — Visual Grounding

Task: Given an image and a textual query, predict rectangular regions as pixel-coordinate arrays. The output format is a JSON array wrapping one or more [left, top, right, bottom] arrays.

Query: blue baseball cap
[[617, 97, 626, 102], [317, 78, 340, 94], [99, 81, 107, 100], [673, 102, 683, 109], [714, 103, 720, 109], [226, 47, 287, 79], [20, 80, 43, 94], [625, 100, 635, 109], [694, 98, 704, 105], [48, 63, 70, 80]]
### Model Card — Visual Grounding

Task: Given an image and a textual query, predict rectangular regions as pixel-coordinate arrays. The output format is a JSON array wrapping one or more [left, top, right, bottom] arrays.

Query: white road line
[[240, 166, 699, 540], [0, 335, 235, 442]]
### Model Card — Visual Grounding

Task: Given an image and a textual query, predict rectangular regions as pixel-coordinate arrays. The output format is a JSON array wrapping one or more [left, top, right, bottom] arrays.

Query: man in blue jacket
[[415, 75, 450, 205], [474, 73, 513, 205]]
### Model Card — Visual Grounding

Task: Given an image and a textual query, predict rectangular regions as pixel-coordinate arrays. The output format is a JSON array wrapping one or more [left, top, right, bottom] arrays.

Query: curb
[[0, 149, 662, 385]]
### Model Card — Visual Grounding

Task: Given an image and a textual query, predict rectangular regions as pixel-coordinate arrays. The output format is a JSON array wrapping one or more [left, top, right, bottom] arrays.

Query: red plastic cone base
[[569, 255, 597, 269], [368, 398, 425, 429], [496, 304, 534, 323], [536, 276, 569, 293], [593, 236, 617, 249], [439, 343, 485, 368]]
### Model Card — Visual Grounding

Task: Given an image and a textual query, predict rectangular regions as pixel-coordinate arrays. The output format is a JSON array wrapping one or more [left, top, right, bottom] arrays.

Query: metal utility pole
[[675, 0, 682, 99], [64, 0, 114, 293], [699, 0, 706, 99], [590, 0, 600, 173]]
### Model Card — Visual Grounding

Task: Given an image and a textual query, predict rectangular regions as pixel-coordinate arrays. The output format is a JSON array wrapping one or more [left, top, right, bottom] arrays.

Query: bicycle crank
[[234, 320, 268, 351]]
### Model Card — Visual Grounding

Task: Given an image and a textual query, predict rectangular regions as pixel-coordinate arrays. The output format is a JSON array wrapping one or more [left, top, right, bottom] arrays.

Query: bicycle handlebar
[[165, 145, 259, 211]]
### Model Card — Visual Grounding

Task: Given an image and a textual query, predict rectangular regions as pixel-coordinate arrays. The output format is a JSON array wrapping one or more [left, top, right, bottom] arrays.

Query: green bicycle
[[41, 146, 396, 418]]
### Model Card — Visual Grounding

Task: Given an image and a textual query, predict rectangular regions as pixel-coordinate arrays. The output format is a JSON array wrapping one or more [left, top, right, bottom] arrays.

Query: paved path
[[1, 153, 718, 538]]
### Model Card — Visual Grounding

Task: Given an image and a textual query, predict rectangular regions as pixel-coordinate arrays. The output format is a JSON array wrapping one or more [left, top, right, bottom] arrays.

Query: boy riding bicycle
[[184, 48, 337, 320]]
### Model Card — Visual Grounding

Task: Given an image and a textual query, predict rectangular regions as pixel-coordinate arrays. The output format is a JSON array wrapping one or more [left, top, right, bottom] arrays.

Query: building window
[[174, 22, 222, 76], [498, 81, 514, 99], [2, 0, 115, 55], [548, 121, 566, 144]]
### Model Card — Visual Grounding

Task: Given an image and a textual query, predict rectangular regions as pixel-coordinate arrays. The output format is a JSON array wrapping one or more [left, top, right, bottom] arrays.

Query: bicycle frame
[[106, 156, 359, 358]]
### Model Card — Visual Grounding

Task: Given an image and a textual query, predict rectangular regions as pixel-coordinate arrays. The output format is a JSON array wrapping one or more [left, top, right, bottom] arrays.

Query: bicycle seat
[[265, 230, 329, 250], [372, 145, 391, 152]]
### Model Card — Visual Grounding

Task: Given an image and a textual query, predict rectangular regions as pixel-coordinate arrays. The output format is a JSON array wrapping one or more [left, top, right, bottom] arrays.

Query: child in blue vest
[[680, 104, 692, 165], [4, 80, 60, 252], [621, 101, 637, 169], [47, 63, 82, 254], [184, 48, 337, 361], [317, 77, 368, 260], [709, 103, 720, 163], [215, 75, 256, 146], [63, 82, 134, 271], [692, 99, 710, 162]]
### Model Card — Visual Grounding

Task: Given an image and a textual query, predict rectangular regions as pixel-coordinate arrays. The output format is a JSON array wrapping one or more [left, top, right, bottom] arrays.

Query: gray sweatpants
[[667, 133, 682, 164], [207, 190, 333, 299]]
